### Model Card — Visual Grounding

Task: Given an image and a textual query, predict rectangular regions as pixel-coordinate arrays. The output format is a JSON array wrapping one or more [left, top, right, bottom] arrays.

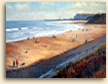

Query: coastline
[[6, 20, 85, 43], [6, 21, 106, 70]]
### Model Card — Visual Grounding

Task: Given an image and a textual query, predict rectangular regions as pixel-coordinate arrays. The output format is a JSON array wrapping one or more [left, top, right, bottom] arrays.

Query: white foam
[[11, 28, 19, 31], [6, 29, 11, 31], [6, 27, 29, 32], [32, 27, 43, 29], [6, 37, 27, 43], [33, 30, 64, 39], [21, 27, 28, 30]]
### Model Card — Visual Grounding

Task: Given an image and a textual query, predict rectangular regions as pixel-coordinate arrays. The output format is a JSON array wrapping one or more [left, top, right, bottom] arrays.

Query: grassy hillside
[[52, 42, 106, 78]]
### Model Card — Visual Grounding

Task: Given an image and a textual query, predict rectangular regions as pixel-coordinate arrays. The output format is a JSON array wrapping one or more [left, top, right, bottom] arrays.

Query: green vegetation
[[52, 42, 106, 78]]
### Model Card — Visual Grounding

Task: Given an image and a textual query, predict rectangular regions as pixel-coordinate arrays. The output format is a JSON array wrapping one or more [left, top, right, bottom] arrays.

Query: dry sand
[[6, 20, 106, 70]]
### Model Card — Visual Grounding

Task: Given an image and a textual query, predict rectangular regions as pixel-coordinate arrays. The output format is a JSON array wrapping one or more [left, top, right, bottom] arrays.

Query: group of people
[[13, 60, 18, 67]]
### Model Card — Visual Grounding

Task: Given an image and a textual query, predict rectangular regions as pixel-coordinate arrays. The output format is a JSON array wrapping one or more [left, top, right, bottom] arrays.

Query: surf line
[[6, 27, 30, 31]]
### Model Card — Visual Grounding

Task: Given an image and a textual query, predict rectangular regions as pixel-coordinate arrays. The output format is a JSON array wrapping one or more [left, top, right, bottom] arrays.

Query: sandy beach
[[6, 20, 106, 70]]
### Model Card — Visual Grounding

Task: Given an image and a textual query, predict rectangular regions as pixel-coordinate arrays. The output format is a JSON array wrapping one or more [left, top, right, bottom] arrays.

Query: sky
[[6, 2, 106, 21]]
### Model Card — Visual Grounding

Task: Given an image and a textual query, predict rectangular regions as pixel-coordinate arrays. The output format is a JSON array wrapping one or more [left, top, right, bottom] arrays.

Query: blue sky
[[6, 2, 106, 21]]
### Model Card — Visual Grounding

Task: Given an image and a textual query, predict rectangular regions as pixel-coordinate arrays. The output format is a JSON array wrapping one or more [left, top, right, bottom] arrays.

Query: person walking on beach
[[76, 35, 77, 38], [52, 35, 56, 38], [33, 36, 34, 39], [13, 61, 15, 67], [27, 37, 29, 40], [26, 49, 28, 53], [85, 40, 87, 44], [35, 40, 39, 43], [44, 44, 47, 47], [16, 60, 18, 67]]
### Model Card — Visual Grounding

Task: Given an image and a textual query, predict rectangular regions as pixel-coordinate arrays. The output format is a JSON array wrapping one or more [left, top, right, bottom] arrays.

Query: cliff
[[74, 14, 94, 20], [87, 13, 106, 24]]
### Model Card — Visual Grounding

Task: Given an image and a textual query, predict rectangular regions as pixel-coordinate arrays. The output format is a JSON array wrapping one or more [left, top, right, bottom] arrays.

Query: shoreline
[[6, 21, 85, 43], [6, 21, 106, 70], [6, 20, 104, 43]]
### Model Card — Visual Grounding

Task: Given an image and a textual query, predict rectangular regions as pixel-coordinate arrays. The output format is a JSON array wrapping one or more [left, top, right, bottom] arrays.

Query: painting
[[6, 2, 106, 78]]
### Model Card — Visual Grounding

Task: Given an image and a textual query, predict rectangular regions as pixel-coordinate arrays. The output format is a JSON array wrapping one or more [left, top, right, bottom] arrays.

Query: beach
[[6, 20, 106, 71]]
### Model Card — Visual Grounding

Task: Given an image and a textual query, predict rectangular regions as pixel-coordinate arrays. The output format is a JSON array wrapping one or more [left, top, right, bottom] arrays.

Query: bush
[[52, 42, 106, 78]]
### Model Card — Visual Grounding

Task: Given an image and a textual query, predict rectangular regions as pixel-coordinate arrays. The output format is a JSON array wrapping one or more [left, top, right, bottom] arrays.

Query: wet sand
[[6, 20, 106, 70]]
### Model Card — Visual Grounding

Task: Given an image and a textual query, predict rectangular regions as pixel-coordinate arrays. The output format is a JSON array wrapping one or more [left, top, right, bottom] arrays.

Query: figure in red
[[16, 60, 18, 67]]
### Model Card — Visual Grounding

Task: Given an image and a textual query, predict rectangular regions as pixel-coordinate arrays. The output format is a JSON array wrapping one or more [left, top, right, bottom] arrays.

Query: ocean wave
[[33, 30, 64, 37], [6, 27, 29, 31], [6, 37, 27, 43], [6, 27, 45, 32]]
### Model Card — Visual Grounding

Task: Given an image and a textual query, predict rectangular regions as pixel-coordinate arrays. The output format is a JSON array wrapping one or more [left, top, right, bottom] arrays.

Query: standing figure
[[16, 60, 18, 67], [86, 29, 88, 31], [44, 44, 47, 47], [76, 35, 77, 38], [72, 39, 74, 42], [85, 40, 87, 44], [35, 40, 39, 43], [13, 61, 15, 67], [52, 35, 56, 38], [26, 49, 28, 53]]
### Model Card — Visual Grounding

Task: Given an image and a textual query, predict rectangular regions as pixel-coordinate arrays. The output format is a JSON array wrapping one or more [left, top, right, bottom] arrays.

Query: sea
[[6, 20, 84, 42]]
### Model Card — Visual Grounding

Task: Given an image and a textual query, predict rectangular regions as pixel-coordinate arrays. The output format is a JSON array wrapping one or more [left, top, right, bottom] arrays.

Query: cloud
[[73, 2, 106, 13], [15, 3, 30, 10], [6, 4, 15, 12], [40, 2, 55, 8], [6, 2, 106, 21], [74, 2, 84, 8], [6, 4, 13, 10], [62, 2, 105, 14]]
